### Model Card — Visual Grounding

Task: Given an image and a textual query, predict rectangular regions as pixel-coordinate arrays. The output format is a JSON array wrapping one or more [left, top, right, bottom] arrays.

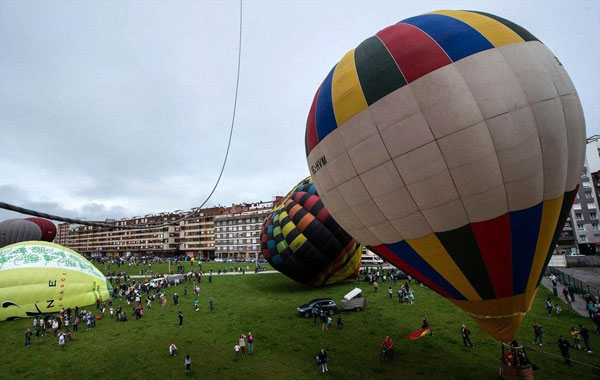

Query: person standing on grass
[[173, 292, 179, 306], [461, 324, 474, 348], [169, 343, 177, 357], [194, 298, 199, 312], [545, 297, 553, 316], [373, 281, 378, 293], [387, 286, 393, 299], [321, 309, 328, 332], [397, 289, 402, 303], [209, 297, 214, 311], [337, 315, 343, 329], [58, 332, 65, 349], [579, 324, 593, 353], [185, 355, 191, 373], [239, 333, 247, 356], [248, 332, 254, 355], [317, 348, 329, 373], [178, 311, 183, 328], [557, 336, 571, 364], [533, 322, 543, 345], [25, 328, 32, 347], [312, 305, 319, 326]]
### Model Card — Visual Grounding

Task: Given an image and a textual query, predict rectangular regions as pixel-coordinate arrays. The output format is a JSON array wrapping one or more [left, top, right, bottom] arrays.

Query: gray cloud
[[1, 0, 599, 223]]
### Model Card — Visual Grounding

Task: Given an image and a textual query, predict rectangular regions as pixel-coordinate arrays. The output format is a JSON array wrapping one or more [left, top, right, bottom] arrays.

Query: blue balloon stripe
[[384, 241, 466, 300], [400, 14, 494, 62], [315, 65, 338, 142], [510, 202, 543, 295]]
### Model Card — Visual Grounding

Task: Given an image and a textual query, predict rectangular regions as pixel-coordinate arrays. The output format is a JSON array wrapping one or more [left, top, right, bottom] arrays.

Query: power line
[[0, 0, 244, 231]]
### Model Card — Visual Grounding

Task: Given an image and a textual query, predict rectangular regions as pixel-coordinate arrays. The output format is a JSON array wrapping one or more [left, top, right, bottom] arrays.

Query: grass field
[[95, 260, 274, 276], [0, 272, 599, 380]]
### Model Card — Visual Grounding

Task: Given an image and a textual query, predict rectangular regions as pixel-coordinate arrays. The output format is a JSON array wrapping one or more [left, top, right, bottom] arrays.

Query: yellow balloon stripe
[[289, 234, 307, 252], [325, 246, 362, 284], [525, 195, 564, 300], [407, 234, 481, 301], [331, 49, 368, 126], [450, 294, 527, 343], [430, 10, 524, 47]]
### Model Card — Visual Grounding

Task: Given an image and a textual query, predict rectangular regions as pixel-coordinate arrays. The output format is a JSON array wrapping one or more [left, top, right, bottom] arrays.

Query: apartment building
[[54, 198, 281, 258], [214, 199, 280, 259], [567, 139, 600, 255], [56, 212, 186, 257]]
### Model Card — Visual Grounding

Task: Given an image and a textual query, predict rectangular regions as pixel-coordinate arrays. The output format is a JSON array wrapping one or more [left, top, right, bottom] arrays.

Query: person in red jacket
[[380, 336, 394, 359]]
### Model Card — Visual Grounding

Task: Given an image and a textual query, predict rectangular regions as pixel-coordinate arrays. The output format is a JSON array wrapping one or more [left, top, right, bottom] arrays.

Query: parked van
[[361, 255, 383, 266]]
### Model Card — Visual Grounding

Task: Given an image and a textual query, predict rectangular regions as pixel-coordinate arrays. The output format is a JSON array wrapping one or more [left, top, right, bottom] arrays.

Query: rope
[[523, 344, 600, 370], [0, 0, 244, 231]]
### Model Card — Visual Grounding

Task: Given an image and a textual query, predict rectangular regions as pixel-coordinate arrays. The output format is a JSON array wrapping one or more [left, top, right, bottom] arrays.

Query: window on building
[[573, 203, 582, 210], [575, 212, 583, 220], [583, 167, 588, 176], [590, 212, 597, 219], [580, 235, 588, 242], [586, 191, 593, 198], [577, 223, 585, 231], [593, 223, 599, 231]]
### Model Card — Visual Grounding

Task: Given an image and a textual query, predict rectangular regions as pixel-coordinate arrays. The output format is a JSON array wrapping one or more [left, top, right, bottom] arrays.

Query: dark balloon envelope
[[24, 218, 57, 242], [261, 177, 362, 285], [0, 219, 42, 248]]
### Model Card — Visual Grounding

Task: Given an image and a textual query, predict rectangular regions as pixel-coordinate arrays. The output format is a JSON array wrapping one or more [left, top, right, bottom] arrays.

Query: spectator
[[317, 348, 329, 373], [25, 328, 32, 347], [58, 332, 65, 349], [387, 286, 393, 299], [461, 324, 474, 348], [545, 298, 553, 316], [571, 326, 581, 349], [185, 355, 191, 373], [533, 322, 543, 346], [248, 332, 254, 355], [239, 334, 247, 357], [557, 336, 571, 364], [178, 311, 183, 328], [337, 315, 343, 329], [209, 297, 214, 311], [169, 343, 177, 357], [579, 324, 593, 353]]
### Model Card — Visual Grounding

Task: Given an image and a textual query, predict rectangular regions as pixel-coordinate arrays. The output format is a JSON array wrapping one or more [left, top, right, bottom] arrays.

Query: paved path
[[540, 276, 588, 317]]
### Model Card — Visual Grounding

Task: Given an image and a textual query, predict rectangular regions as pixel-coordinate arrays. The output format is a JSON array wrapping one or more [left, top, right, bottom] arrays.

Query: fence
[[548, 267, 600, 298]]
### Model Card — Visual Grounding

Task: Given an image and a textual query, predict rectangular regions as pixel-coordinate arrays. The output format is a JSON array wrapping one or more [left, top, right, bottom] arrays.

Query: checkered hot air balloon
[[305, 10, 585, 342], [260, 177, 362, 285]]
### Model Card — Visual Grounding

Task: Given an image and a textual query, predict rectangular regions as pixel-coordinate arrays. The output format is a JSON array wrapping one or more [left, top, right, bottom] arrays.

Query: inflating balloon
[[0, 219, 42, 248], [261, 177, 362, 285], [0, 241, 111, 321], [305, 10, 585, 342], [25, 217, 57, 242]]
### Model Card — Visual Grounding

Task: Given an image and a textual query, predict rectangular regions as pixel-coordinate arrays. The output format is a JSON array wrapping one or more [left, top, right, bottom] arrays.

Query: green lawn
[[1, 273, 598, 380], [94, 260, 273, 276]]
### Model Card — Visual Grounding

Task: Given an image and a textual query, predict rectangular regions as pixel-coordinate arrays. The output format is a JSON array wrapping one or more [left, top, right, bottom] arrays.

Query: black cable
[[0, 0, 244, 231]]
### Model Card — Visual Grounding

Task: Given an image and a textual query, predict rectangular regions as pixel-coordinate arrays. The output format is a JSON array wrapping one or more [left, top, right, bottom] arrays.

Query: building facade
[[55, 199, 280, 258], [565, 139, 600, 255], [214, 199, 279, 259]]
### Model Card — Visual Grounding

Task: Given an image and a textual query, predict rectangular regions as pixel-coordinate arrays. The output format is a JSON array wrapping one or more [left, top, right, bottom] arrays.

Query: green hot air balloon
[[0, 241, 111, 321]]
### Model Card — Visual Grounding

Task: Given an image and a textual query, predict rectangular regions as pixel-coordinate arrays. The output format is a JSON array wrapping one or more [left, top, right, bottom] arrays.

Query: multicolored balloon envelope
[[305, 10, 585, 342], [261, 177, 362, 285], [0, 241, 111, 321]]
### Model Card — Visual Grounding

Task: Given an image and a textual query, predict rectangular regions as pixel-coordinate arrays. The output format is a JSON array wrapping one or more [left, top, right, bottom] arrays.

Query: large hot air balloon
[[0, 219, 42, 248], [261, 177, 362, 285], [25, 218, 57, 242], [0, 241, 111, 321], [305, 10, 585, 342]]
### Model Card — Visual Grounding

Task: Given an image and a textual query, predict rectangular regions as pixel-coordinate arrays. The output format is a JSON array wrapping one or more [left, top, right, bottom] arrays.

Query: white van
[[361, 255, 383, 266]]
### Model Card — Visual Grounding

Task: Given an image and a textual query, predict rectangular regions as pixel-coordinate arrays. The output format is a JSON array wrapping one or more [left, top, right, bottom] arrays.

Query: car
[[214, 258, 224, 262], [226, 258, 234, 263], [297, 298, 337, 318]]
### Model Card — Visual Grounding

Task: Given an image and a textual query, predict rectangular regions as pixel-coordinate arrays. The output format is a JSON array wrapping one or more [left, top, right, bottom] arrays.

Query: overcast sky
[[1, 0, 599, 222]]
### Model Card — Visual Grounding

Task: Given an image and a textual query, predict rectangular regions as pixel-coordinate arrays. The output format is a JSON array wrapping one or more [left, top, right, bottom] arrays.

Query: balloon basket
[[500, 343, 534, 380]]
